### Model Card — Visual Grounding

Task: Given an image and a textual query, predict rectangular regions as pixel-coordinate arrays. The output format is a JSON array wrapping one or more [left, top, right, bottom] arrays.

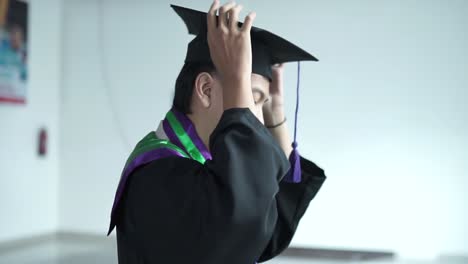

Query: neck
[[186, 112, 211, 152]]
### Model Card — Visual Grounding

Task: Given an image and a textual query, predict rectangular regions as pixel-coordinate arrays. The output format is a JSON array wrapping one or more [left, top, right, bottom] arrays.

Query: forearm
[[223, 76, 255, 111], [267, 111, 293, 157]]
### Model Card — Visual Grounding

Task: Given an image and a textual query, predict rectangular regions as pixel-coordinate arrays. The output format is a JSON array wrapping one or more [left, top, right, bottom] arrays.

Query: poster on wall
[[0, 0, 27, 104]]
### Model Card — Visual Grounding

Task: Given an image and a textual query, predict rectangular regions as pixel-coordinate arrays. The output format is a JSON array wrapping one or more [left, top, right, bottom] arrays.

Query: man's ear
[[193, 72, 214, 108]]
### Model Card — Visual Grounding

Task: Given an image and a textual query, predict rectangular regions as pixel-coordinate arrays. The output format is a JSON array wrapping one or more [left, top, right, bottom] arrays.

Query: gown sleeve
[[257, 154, 326, 262], [119, 108, 291, 263]]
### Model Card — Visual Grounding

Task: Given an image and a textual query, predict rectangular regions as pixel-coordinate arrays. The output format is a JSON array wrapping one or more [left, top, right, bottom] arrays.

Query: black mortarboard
[[171, 4, 318, 80]]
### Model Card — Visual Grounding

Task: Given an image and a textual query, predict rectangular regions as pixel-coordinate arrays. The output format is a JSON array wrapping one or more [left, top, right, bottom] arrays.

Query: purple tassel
[[284, 62, 302, 183], [284, 144, 301, 183]]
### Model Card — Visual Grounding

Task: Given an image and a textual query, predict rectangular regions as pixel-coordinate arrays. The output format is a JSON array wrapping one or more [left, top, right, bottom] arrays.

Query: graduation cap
[[171, 4, 318, 80], [172, 4, 319, 183]]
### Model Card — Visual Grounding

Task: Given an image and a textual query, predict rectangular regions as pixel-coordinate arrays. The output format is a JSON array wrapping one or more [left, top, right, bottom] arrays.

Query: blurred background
[[0, 0, 467, 263]]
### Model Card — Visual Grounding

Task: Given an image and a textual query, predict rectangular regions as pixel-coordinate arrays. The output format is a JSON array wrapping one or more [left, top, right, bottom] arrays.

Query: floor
[[0, 236, 466, 264]]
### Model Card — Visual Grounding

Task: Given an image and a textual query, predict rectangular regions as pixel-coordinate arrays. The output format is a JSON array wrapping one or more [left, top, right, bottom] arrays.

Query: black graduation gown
[[112, 108, 326, 263]]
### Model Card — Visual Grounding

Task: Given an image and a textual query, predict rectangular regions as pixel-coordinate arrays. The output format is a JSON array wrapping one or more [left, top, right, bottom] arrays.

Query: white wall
[[0, 0, 62, 243], [59, 0, 468, 259]]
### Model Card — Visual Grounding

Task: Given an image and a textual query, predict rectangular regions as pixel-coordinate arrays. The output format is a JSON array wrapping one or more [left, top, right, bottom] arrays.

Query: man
[[108, 1, 326, 263]]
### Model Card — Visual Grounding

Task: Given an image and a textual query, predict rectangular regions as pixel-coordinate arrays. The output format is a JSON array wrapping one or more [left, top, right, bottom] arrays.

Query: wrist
[[221, 74, 250, 88], [223, 77, 254, 109], [266, 117, 287, 129]]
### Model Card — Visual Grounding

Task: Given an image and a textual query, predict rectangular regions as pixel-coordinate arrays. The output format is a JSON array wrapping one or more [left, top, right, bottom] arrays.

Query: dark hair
[[173, 62, 215, 114]]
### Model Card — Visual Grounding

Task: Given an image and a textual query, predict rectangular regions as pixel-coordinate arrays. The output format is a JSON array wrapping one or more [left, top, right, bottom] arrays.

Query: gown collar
[[158, 108, 212, 164]]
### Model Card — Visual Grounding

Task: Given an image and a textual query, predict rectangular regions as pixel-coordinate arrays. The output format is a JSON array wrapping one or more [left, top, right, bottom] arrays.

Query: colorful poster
[[0, 0, 27, 104]]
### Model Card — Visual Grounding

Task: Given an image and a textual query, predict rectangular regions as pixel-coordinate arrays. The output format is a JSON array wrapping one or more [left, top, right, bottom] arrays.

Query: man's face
[[206, 73, 270, 136]]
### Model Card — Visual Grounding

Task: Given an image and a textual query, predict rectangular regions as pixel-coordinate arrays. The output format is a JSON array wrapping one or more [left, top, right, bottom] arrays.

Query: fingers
[[207, 0, 220, 31], [229, 4, 243, 31], [218, 1, 237, 32], [208, 1, 254, 34], [241, 11, 256, 33]]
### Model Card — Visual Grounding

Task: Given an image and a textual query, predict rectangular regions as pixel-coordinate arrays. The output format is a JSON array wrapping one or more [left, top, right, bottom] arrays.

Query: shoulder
[[124, 156, 205, 205], [117, 157, 207, 239], [130, 156, 202, 185]]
